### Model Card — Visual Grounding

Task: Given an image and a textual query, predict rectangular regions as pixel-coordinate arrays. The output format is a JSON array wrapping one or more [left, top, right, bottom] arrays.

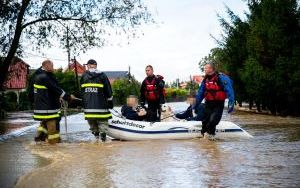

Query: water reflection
[[0, 104, 300, 187]]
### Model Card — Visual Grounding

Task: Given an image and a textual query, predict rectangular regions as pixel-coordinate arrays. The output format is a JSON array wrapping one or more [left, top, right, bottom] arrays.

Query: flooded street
[[1, 103, 300, 188]]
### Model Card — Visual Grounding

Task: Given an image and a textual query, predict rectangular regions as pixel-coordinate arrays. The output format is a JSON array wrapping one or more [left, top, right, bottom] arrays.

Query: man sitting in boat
[[121, 95, 147, 121], [176, 95, 205, 121]]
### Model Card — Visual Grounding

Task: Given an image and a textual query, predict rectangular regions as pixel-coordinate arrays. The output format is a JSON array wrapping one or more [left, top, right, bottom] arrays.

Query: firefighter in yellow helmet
[[28, 60, 75, 144]]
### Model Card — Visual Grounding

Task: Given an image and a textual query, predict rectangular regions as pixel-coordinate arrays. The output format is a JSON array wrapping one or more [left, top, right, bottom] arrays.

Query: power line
[[23, 51, 67, 62]]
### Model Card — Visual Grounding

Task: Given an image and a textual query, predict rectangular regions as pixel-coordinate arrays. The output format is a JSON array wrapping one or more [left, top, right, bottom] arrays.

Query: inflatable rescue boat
[[107, 113, 252, 141]]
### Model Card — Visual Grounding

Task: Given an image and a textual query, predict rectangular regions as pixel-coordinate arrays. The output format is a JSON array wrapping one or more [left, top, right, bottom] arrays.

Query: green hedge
[[165, 88, 189, 102], [112, 78, 141, 105]]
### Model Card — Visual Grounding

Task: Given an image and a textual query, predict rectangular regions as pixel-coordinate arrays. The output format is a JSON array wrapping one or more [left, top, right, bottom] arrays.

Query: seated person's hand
[[70, 94, 77, 100], [138, 108, 147, 116]]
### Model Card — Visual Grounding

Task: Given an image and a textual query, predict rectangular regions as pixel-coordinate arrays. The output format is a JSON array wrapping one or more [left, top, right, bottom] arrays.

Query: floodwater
[[0, 103, 300, 188]]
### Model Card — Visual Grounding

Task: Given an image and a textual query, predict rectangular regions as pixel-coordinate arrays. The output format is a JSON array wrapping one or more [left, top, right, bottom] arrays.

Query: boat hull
[[107, 115, 252, 141]]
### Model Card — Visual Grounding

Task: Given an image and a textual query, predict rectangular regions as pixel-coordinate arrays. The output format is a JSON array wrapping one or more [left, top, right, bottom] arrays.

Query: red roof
[[193, 75, 204, 84], [3, 58, 30, 89], [180, 82, 187, 89], [67, 59, 86, 75]]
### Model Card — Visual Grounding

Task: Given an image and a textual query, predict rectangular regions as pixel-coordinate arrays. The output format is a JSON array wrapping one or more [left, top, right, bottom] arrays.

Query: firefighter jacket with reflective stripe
[[80, 70, 113, 120], [28, 67, 70, 121]]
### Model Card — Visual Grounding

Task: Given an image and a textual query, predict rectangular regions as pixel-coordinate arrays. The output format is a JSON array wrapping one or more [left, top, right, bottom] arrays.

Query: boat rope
[[158, 110, 187, 122], [60, 99, 68, 137], [110, 108, 126, 119]]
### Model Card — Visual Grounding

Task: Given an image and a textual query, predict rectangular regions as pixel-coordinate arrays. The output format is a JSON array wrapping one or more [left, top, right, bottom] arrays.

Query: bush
[[3, 91, 18, 111], [54, 70, 79, 94], [165, 88, 188, 102], [18, 91, 31, 111], [112, 78, 141, 105], [1, 91, 31, 111]]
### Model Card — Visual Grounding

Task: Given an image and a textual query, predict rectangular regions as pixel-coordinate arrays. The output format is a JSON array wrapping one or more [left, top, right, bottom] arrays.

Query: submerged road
[[0, 103, 300, 188]]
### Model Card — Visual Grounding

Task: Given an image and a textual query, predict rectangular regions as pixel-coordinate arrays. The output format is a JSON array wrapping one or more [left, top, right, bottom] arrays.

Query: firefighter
[[140, 65, 165, 121], [80, 59, 113, 142], [196, 62, 235, 140], [28, 60, 75, 144]]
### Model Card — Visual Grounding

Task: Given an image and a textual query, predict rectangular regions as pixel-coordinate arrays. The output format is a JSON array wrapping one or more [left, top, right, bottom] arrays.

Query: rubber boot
[[100, 132, 106, 142], [46, 119, 61, 144], [35, 122, 48, 142], [88, 120, 100, 139]]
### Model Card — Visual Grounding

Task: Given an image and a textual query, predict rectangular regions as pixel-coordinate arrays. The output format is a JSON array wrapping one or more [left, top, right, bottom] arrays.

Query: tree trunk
[[0, 0, 30, 91]]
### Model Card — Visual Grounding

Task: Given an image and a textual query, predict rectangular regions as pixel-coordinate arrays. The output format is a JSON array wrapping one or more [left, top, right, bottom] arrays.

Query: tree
[[245, 0, 300, 115], [213, 6, 250, 105], [198, 47, 224, 72], [203, 0, 300, 115], [0, 0, 152, 90], [54, 69, 78, 95]]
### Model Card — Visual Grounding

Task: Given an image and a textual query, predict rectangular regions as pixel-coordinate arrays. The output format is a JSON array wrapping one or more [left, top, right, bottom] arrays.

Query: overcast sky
[[23, 0, 248, 82]]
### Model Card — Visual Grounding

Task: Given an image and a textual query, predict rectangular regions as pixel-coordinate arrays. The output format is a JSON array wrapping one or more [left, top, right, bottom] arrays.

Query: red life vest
[[204, 74, 227, 101], [145, 78, 159, 102]]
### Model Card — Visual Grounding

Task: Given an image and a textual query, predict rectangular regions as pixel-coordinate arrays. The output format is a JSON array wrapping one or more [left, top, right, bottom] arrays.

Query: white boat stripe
[[84, 109, 109, 112]]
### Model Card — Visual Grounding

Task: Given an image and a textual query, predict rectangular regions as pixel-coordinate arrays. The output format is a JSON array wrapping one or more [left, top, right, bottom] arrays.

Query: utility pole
[[128, 65, 132, 82], [128, 65, 131, 75], [74, 56, 79, 91], [66, 26, 71, 70]]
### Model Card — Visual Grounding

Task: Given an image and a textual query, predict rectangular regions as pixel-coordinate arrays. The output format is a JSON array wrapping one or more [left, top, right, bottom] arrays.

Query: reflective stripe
[[48, 133, 60, 140], [81, 83, 104, 88], [37, 126, 48, 134], [84, 114, 112, 118], [84, 109, 109, 113], [107, 96, 113, 100], [60, 90, 66, 98], [33, 114, 60, 119], [34, 109, 60, 113], [34, 84, 47, 89]]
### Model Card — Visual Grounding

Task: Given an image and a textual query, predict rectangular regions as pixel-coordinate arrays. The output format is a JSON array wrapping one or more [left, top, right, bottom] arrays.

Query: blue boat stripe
[[109, 125, 189, 134], [168, 127, 189, 130], [109, 125, 243, 134]]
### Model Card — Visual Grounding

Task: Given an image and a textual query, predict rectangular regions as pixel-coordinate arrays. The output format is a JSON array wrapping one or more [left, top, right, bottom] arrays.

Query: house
[[103, 71, 129, 83], [64, 60, 129, 84], [180, 82, 187, 89], [192, 75, 204, 85], [66, 59, 86, 76], [1, 57, 30, 103], [2, 57, 30, 92]]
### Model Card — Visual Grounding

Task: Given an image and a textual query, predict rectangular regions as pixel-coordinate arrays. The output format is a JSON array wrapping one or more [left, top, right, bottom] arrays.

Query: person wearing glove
[[140, 65, 166, 121], [195, 62, 235, 140], [80, 59, 113, 142], [28, 59, 76, 144]]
